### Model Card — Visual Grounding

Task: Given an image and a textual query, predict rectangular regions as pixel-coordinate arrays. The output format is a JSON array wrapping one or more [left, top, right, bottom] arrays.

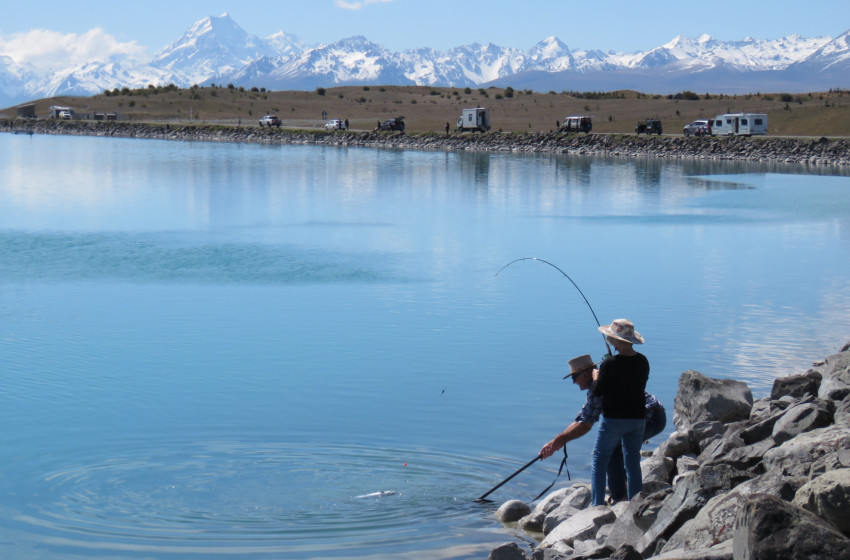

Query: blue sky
[[1, 0, 848, 69]]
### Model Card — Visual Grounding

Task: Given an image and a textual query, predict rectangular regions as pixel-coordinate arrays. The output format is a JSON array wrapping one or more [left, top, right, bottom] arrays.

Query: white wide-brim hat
[[598, 318, 644, 345]]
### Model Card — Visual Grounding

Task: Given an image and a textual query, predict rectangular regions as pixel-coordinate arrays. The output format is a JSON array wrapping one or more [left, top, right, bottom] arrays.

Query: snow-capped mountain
[[1, 13, 847, 108], [149, 13, 282, 86]]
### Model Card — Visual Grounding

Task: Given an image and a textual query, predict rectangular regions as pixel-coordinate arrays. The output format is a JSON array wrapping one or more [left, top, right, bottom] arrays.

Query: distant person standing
[[590, 319, 649, 506], [445, 122, 450, 135], [344, 118, 349, 130]]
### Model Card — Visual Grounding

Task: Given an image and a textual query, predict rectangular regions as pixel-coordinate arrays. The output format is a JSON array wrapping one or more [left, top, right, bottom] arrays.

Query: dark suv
[[376, 116, 405, 132], [635, 119, 663, 135]]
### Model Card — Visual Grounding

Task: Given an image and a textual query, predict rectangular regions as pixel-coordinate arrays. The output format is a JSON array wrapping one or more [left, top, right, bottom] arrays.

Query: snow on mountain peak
[[1, 14, 845, 107]]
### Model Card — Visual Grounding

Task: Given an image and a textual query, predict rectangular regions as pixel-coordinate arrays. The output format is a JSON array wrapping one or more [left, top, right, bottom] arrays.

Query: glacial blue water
[[1, 133, 849, 559]]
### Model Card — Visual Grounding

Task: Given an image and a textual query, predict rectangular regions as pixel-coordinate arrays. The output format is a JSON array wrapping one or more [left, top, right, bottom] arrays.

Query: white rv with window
[[48, 106, 75, 119], [457, 107, 491, 132], [710, 113, 767, 136]]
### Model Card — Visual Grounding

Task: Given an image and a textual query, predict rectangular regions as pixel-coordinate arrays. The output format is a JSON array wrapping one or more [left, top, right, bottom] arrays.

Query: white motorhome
[[457, 107, 491, 132], [48, 106, 75, 119], [710, 113, 767, 136]]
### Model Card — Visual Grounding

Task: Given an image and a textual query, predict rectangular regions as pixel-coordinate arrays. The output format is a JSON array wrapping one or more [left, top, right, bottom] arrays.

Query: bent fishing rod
[[496, 257, 611, 357], [475, 258, 607, 502]]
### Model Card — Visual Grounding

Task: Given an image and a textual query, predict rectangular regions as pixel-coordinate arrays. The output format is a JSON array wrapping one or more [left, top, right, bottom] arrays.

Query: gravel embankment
[[7, 120, 850, 166]]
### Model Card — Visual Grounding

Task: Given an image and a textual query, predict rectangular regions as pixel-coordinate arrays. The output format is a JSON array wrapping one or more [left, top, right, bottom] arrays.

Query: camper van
[[48, 106, 75, 119], [710, 113, 767, 136], [559, 115, 592, 133], [457, 107, 491, 132]]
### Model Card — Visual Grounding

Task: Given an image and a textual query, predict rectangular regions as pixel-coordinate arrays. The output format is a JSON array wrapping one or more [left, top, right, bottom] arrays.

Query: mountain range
[[2, 13, 849, 108]]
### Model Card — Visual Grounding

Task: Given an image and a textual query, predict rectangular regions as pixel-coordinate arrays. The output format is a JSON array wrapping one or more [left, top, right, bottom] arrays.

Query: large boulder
[[818, 349, 850, 401], [604, 488, 673, 551], [489, 541, 532, 560], [732, 493, 850, 560], [770, 398, 834, 444], [792, 468, 850, 537], [770, 369, 822, 400], [673, 371, 753, 433], [497, 500, 532, 523], [518, 487, 572, 533], [762, 424, 850, 478], [635, 464, 752, 555], [538, 506, 615, 551]]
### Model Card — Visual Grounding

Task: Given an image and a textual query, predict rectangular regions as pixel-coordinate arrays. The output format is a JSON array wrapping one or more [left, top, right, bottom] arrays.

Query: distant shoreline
[[6, 120, 850, 167]]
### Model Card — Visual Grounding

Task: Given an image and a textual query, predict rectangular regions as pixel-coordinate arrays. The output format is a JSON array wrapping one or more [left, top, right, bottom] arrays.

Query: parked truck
[[710, 113, 767, 136], [457, 107, 490, 132]]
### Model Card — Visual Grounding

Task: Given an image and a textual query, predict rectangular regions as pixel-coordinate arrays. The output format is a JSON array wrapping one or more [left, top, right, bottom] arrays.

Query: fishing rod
[[495, 257, 612, 357], [475, 455, 541, 503], [475, 447, 571, 503]]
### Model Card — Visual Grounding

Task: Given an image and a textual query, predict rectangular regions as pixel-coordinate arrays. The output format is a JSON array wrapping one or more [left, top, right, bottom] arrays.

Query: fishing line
[[496, 257, 611, 356]]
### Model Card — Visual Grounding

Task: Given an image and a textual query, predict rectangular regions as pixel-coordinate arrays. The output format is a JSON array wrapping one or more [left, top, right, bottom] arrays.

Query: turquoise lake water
[[1, 133, 849, 559]]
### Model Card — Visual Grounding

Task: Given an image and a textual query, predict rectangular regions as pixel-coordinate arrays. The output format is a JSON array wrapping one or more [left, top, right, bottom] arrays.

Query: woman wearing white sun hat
[[589, 318, 649, 506]]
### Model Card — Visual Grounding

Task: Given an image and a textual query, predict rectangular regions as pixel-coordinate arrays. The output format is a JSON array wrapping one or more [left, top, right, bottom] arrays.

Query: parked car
[[259, 115, 281, 127], [559, 115, 592, 133], [683, 119, 710, 137], [376, 116, 405, 132], [58, 110, 72, 120], [325, 119, 347, 130], [636, 119, 663, 135]]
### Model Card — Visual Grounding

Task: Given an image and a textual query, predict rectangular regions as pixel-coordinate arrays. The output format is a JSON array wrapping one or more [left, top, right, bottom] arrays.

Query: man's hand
[[539, 439, 559, 459]]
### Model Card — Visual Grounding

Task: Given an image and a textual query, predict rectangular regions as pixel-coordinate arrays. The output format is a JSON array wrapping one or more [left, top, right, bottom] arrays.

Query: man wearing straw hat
[[540, 319, 664, 505]]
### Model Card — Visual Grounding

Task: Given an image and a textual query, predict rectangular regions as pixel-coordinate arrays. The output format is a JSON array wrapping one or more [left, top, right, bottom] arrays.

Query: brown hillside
[[3, 85, 849, 137]]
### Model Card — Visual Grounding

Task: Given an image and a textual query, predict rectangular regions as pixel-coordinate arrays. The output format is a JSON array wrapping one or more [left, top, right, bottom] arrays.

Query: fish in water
[[355, 491, 397, 499]]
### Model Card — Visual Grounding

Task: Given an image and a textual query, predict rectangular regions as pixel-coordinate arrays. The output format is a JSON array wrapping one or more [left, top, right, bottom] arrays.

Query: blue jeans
[[607, 406, 667, 502], [591, 416, 646, 506]]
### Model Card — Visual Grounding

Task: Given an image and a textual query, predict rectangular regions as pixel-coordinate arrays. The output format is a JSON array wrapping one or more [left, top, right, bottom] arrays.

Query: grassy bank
[[3, 86, 850, 137]]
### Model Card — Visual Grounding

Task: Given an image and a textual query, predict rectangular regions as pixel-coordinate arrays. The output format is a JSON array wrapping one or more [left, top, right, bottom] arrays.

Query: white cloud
[[0, 28, 148, 72], [334, 0, 395, 11]]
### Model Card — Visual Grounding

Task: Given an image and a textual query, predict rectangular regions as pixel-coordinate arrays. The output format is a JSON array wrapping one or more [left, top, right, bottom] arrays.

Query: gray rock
[[496, 500, 531, 523], [818, 349, 850, 401], [609, 544, 643, 560], [635, 463, 752, 555], [770, 369, 822, 400], [531, 541, 573, 560], [653, 540, 733, 559], [604, 488, 673, 551], [732, 493, 850, 560], [641, 455, 675, 485], [737, 409, 785, 445], [662, 486, 754, 553], [673, 371, 753, 433], [808, 448, 850, 478], [519, 487, 576, 533], [689, 421, 726, 452], [792, 468, 850, 537], [489, 541, 532, 560], [676, 454, 699, 477], [762, 424, 850, 478], [739, 469, 807, 502], [655, 431, 694, 459], [538, 506, 616, 550], [770, 399, 834, 445], [542, 504, 581, 535]]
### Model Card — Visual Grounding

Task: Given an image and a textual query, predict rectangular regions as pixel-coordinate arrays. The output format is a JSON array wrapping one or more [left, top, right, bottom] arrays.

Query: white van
[[711, 113, 767, 136]]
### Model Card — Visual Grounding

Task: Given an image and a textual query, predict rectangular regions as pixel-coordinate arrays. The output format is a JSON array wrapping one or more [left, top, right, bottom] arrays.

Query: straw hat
[[598, 319, 644, 345], [563, 354, 599, 379]]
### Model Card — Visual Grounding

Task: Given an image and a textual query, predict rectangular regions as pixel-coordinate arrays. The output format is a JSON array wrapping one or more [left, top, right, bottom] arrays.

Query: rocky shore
[[5, 120, 850, 167], [490, 340, 850, 560]]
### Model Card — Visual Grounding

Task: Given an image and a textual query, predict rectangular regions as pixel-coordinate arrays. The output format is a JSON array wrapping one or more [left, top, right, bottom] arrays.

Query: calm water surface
[[1, 134, 849, 559]]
